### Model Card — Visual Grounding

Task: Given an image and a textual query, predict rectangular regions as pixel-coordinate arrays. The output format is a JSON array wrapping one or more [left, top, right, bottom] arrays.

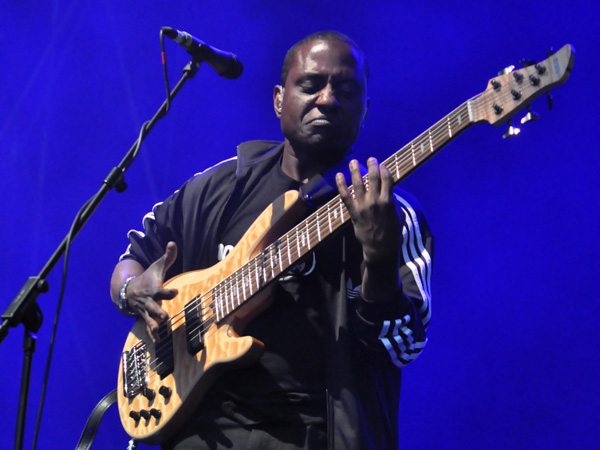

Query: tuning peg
[[498, 65, 515, 76], [519, 58, 536, 68], [502, 120, 521, 139], [520, 106, 540, 124]]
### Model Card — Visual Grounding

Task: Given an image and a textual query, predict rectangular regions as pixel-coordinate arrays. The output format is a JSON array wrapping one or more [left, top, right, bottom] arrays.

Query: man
[[111, 31, 432, 449]]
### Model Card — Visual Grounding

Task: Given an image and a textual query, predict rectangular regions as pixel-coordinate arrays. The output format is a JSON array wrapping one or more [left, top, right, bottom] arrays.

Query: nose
[[315, 84, 339, 108]]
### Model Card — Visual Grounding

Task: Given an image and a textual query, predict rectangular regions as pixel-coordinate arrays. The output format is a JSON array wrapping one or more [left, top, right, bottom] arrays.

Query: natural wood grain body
[[118, 191, 308, 444]]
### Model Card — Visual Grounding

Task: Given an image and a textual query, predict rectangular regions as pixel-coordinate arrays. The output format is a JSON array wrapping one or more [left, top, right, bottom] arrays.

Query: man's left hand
[[336, 157, 401, 267]]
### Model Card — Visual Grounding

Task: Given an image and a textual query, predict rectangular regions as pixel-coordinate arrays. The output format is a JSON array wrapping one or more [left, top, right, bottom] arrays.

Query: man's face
[[278, 39, 369, 161]]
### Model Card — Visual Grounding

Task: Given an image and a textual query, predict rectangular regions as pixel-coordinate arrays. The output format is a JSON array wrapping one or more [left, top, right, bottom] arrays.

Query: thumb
[[152, 241, 178, 282]]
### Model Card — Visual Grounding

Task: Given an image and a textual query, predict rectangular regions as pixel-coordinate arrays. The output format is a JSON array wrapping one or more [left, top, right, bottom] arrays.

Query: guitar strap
[[298, 153, 358, 207], [75, 388, 137, 450], [216, 141, 360, 243]]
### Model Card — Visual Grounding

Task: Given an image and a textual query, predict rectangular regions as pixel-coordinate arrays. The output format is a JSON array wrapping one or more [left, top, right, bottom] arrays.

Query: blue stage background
[[1, 1, 598, 448]]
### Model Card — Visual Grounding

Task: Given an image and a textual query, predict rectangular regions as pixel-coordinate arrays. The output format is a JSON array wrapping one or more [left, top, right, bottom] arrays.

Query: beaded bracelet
[[117, 276, 138, 317]]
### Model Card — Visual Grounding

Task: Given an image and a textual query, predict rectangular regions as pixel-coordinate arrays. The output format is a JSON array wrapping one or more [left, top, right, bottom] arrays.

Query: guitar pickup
[[185, 301, 204, 355], [155, 321, 174, 379]]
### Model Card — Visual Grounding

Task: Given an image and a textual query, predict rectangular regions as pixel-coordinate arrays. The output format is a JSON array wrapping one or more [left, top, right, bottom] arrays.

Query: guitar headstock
[[472, 44, 575, 126]]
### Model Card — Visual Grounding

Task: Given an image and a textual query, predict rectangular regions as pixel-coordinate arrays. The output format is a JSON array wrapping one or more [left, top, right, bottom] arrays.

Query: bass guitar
[[117, 44, 575, 444]]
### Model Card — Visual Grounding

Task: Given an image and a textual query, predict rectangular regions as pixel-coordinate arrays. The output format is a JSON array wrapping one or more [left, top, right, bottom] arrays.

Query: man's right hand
[[111, 241, 179, 343]]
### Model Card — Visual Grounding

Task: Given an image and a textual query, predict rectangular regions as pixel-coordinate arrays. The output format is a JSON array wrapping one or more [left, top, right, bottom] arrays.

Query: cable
[[29, 28, 177, 449]]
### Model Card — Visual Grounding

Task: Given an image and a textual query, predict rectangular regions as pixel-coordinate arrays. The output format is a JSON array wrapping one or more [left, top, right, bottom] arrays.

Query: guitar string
[[129, 84, 535, 380]]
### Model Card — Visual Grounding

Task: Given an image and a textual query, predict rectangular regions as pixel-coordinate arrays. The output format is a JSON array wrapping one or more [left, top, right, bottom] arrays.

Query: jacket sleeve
[[352, 189, 433, 368], [119, 183, 186, 276], [118, 156, 238, 278]]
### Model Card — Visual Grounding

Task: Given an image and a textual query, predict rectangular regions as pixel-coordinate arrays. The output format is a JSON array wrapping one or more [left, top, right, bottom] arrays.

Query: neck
[[280, 140, 347, 183]]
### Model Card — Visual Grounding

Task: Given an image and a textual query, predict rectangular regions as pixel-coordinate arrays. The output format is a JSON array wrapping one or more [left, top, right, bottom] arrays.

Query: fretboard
[[210, 98, 477, 321]]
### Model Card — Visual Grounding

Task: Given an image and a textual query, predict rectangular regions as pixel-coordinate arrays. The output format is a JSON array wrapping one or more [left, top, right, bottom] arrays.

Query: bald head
[[280, 31, 369, 86]]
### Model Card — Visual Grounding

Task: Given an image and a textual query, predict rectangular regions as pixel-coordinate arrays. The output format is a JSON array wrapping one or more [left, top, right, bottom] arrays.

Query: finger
[[151, 241, 178, 282], [143, 312, 163, 343], [144, 297, 169, 323], [379, 163, 393, 204], [367, 157, 381, 199], [162, 241, 178, 278], [335, 172, 352, 205], [156, 287, 179, 301], [349, 160, 366, 198]]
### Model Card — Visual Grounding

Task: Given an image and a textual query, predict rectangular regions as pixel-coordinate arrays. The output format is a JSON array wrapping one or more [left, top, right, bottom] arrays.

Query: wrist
[[361, 260, 401, 302], [117, 276, 138, 317]]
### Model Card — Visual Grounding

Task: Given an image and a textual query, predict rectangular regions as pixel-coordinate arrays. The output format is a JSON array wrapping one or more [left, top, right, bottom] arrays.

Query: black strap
[[75, 389, 135, 450]]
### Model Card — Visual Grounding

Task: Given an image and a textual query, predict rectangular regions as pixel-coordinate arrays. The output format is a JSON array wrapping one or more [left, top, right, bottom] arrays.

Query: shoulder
[[190, 155, 237, 184], [177, 155, 238, 199]]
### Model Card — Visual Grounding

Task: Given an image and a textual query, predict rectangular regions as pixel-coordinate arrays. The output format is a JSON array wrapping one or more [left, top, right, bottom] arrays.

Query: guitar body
[[117, 190, 309, 444]]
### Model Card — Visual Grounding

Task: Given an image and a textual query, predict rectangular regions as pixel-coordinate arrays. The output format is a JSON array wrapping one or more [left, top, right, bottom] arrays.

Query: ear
[[361, 96, 370, 128], [273, 85, 284, 118]]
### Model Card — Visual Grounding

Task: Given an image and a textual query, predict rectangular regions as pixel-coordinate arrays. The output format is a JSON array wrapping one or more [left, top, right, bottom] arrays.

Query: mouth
[[307, 116, 335, 127]]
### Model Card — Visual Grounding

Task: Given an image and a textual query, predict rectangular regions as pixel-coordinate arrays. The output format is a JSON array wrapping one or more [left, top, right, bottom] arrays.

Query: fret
[[277, 242, 283, 275], [447, 116, 452, 138], [254, 260, 260, 291], [410, 142, 416, 166], [316, 210, 321, 242], [214, 286, 219, 321], [267, 246, 276, 280], [305, 221, 311, 250], [296, 227, 302, 257], [394, 151, 400, 179], [428, 129, 432, 152], [228, 279, 235, 312], [286, 232, 292, 265], [223, 282, 230, 316], [229, 277, 235, 312], [260, 253, 268, 284], [225, 279, 232, 315], [245, 265, 252, 296], [235, 276, 240, 308], [221, 281, 228, 316], [213, 284, 223, 320], [467, 100, 474, 122], [327, 202, 332, 233]]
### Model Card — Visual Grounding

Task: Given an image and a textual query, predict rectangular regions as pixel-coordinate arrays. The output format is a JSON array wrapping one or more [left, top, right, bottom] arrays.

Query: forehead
[[289, 40, 365, 81]]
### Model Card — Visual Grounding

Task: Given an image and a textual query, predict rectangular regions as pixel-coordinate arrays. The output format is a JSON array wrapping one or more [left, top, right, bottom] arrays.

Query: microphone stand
[[0, 58, 200, 450]]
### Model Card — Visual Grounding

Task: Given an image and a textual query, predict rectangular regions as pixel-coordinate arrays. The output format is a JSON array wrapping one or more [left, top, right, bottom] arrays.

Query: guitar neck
[[383, 100, 476, 184], [211, 99, 477, 321], [214, 36, 576, 319]]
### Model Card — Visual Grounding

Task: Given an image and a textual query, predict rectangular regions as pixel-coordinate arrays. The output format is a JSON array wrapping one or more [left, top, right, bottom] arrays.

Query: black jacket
[[122, 140, 433, 449]]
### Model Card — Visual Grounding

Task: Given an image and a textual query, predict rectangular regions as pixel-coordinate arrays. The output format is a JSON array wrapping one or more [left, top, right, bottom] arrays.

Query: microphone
[[162, 27, 244, 79]]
